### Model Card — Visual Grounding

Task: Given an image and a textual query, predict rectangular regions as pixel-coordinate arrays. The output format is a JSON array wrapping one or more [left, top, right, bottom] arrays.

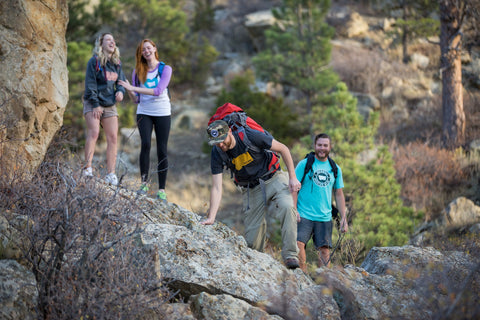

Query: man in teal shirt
[[293, 133, 348, 271]]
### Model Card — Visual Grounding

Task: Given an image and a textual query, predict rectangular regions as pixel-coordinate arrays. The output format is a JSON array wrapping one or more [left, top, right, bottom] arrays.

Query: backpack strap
[[215, 145, 235, 179], [300, 152, 315, 184], [215, 128, 278, 182], [236, 127, 261, 154], [222, 112, 248, 133], [134, 72, 139, 87], [134, 61, 166, 86], [300, 153, 337, 184], [327, 156, 340, 222], [327, 156, 338, 189], [157, 61, 165, 77]]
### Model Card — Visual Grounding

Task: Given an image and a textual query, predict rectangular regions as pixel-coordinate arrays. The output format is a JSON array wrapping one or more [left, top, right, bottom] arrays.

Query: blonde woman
[[83, 33, 126, 185], [119, 39, 172, 201]]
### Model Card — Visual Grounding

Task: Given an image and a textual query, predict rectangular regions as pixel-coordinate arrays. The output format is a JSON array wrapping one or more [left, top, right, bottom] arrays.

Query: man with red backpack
[[201, 104, 301, 269]]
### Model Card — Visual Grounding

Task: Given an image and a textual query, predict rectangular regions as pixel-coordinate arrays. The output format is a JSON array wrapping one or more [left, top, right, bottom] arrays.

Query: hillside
[[112, 0, 480, 232], [1, 0, 480, 318]]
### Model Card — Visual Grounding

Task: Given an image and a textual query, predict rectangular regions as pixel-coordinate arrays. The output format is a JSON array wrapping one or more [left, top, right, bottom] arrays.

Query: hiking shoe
[[284, 258, 300, 270], [137, 183, 149, 195], [82, 167, 93, 177], [156, 190, 167, 202], [104, 173, 118, 186]]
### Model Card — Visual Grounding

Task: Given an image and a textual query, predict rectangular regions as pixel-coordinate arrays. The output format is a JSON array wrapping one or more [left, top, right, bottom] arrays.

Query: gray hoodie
[[83, 55, 126, 108]]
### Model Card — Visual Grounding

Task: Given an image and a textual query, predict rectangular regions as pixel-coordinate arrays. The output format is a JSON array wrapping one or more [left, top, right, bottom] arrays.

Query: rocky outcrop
[[442, 197, 480, 227], [0, 0, 69, 181], [244, 10, 276, 51], [411, 197, 480, 246], [2, 182, 479, 319], [318, 246, 479, 319], [328, 11, 370, 38], [137, 201, 314, 304], [0, 260, 38, 320]]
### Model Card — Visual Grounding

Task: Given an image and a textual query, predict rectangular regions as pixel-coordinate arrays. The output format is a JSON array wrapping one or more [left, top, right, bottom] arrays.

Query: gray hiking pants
[[241, 171, 299, 261]]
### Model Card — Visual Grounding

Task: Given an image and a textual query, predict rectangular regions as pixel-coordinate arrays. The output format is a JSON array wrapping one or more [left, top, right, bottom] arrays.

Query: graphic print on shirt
[[312, 169, 331, 187], [144, 77, 159, 89], [231, 152, 254, 170], [105, 71, 118, 81]]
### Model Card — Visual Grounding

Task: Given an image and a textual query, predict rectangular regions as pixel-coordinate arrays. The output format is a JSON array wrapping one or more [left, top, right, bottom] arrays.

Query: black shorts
[[297, 217, 333, 249]]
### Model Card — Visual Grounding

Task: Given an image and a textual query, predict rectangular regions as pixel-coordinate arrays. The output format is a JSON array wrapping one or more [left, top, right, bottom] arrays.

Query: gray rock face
[[0, 260, 38, 320], [190, 292, 283, 320], [139, 209, 314, 303], [0, 0, 68, 180]]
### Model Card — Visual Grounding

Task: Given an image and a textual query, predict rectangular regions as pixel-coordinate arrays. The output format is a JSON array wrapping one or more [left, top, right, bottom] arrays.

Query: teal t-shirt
[[295, 157, 344, 222]]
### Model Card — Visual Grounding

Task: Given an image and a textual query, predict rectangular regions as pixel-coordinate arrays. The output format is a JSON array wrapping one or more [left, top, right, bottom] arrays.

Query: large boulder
[[190, 292, 283, 320], [0, 0, 69, 181], [0, 260, 38, 320], [244, 10, 276, 51], [441, 197, 480, 227], [139, 212, 315, 303]]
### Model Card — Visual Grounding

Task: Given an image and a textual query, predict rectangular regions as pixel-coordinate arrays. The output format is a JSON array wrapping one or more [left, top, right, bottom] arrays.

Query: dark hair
[[314, 133, 331, 144]]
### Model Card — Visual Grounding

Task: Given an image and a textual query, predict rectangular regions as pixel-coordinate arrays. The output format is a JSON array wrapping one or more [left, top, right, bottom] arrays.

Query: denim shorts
[[297, 217, 333, 249], [83, 99, 118, 119]]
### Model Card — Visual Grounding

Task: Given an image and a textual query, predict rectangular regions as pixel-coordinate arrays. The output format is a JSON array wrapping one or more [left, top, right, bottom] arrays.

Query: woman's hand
[[118, 80, 133, 92], [115, 91, 124, 102], [93, 106, 103, 120]]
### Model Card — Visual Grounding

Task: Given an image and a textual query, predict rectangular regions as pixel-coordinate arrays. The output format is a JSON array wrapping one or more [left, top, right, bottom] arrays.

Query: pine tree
[[252, 0, 338, 136], [382, 0, 439, 63], [252, 0, 422, 264]]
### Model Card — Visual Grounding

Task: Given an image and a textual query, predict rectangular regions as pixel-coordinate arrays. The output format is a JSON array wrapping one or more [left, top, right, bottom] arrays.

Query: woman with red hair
[[119, 39, 172, 202]]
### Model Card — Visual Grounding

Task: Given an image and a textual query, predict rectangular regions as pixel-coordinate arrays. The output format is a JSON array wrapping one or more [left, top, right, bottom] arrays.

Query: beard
[[315, 149, 330, 160]]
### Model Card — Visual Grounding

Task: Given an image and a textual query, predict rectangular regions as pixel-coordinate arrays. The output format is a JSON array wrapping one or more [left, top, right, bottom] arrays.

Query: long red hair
[[135, 39, 160, 84]]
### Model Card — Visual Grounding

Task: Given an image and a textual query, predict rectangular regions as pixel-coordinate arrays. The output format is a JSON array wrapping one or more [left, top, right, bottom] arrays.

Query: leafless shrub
[[391, 142, 468, 220], [0, 157, 175, 319], [415, 254, 480, 319]]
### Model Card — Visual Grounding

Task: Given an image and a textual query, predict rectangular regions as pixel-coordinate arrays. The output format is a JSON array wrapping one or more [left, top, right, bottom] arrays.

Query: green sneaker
[[156, 190, 167, 202], [137, 184, 149, 195]]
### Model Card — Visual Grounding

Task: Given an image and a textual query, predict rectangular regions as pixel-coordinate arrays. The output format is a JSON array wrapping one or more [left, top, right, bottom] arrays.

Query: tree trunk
[[439, 0, 465, 149], [402, 0, 409, 63]]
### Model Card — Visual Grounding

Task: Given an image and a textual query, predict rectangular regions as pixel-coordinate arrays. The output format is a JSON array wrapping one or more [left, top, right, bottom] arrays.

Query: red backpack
[[208, 103, 280, 180], [208, 103, 268, 135]]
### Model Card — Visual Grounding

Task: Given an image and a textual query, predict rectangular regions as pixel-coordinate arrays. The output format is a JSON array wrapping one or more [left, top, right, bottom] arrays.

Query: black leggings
[[137, 114, 171, 189]]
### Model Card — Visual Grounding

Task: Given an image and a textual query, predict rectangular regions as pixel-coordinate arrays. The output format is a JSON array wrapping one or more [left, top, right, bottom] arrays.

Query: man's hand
[[340, 217, 349, 233], [200, 216, 215, 225], [289, 177, 301, 193]]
